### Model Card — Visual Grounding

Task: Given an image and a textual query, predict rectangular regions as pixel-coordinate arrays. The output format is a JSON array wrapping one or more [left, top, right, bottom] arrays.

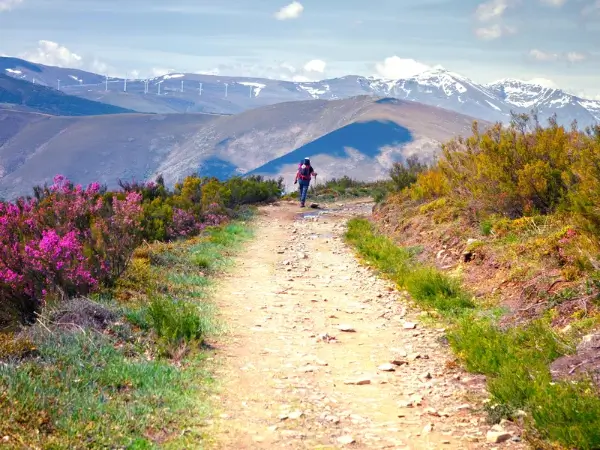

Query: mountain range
[[2, 57, 599, 128], [1, 56, 597, 200]]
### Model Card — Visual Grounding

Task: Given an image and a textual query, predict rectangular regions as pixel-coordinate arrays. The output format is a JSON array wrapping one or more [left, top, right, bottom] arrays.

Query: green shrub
[[480, 219, 493, 236], [530, 379, 600, 450], [406, 268, 475, 314], [147, 296, 209, 345], [389, 155, 428, 191]]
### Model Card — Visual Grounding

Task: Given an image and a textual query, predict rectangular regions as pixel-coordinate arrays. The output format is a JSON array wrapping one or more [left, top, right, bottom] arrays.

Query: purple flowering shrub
[[0, 176, 143, 320], [0, 173, 282, 323]]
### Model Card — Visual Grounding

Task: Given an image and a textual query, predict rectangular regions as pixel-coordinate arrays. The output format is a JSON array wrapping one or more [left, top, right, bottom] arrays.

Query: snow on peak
[[488, 78, 573, 109], [298, 83, 330, 99], [162, 73, 184, 80], [488, 78, 557, 90], [238, 81, 266, 96], [5, 68, 22, 74]]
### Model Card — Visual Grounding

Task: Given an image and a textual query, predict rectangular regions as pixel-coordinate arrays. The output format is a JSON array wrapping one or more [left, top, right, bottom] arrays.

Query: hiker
[[294, 157, 317, 207]]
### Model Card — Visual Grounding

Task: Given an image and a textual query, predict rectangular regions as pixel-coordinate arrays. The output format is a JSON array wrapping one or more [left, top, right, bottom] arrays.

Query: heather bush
[[0, 176, 143, 321], [0, 172, 282, 324]]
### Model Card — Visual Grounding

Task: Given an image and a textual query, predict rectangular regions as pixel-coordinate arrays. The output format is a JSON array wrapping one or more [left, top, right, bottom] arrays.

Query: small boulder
[[486, 430, 512, 443], [378, 363, 396, 372], [390, 357, 408, 366]]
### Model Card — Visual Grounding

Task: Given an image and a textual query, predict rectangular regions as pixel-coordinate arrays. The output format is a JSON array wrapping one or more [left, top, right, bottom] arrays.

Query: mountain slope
[[2, 57, 598, 127], [0, 96, 478, 199], [0, 73, 135, 116]]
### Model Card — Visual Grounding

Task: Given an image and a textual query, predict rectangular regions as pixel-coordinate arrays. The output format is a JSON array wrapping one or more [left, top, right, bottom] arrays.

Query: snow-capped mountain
[[357, 67, 507, 123], [486, 78, 600, 126], [2, 56, 599, 128]]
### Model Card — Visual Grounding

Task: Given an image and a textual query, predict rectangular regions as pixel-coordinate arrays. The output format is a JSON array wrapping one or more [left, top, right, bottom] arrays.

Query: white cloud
[[90, 58, 110, 74], [539, 0, 567, 5], [374, 56, 430, 79], [303, 59, 326, 73], [193, 60, 325, 82], [528, 49, 587, 63], [195, 68, 220, 75], [577, 92, 600, 100], [292, 75, 311, 82], [566, 51, 586, 62], [274, 1, 303, 20], [280, 62, 297, 73], [529, 49, 559, 61], [473, 0, 519, 39], [527, 77, 558, 88], [475, 24, 515, 40], [22, 40, 83, 67], [475, 0, 511, 21], [0, 0, 22, 12], [151, 67, 174, 77]]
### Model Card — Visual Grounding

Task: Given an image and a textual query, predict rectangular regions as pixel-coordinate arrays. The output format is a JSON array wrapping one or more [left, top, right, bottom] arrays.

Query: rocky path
[[208, 201, 525, 449]]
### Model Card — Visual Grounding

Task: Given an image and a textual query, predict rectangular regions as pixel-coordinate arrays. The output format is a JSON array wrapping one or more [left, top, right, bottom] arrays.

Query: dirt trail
[[208, 201, 525, 449]]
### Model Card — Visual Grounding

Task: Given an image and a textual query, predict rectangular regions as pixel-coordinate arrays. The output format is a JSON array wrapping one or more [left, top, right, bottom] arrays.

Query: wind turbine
[[249, 85, 253, 98], [224, 83, 228, 98], [158, 82, 161, 95], [198, 82, 203, 96], [124, 72, 127, 92], [57, 79, 60, 90], [181, 80, 184, 93], [105, 75, 108, 91]]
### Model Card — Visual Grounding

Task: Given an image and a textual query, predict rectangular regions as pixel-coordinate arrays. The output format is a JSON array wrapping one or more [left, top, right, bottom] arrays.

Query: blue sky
[[1, 0, 599, 97]]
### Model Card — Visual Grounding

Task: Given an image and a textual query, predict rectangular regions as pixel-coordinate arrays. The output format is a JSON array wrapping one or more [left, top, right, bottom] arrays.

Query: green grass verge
[[345, 218, 474, 317], [345, 218, 600, 450], [0, 220, 254, 449]]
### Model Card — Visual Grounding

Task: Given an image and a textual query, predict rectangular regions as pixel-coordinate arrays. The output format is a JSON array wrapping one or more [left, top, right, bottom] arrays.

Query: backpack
[[298, 163, 311, 180]]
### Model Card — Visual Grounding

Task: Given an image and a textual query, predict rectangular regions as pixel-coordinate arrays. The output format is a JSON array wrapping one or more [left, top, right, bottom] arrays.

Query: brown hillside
[[0, 96, 481, 199]]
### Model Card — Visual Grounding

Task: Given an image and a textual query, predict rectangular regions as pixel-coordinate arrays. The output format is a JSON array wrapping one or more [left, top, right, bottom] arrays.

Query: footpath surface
[[208, 201, 526, 450]]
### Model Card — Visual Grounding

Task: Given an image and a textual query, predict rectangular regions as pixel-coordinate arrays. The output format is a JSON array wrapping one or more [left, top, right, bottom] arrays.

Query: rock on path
[[208, 201, 526, 449]]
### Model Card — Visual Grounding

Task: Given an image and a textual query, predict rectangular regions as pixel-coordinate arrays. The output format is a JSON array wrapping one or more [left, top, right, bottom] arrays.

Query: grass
[[345, 218, 475, 317], [0, 218, 254, 449], [345, 217, 600, 450]]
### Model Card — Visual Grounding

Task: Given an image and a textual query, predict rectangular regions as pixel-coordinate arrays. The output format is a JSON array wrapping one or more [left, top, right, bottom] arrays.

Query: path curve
[[208, 201, 525, 450]]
